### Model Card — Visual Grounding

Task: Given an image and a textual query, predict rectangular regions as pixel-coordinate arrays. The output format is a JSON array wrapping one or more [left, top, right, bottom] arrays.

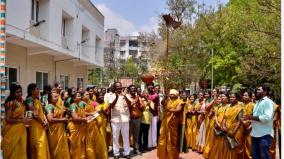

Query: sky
[[91, 0, 228, 36]]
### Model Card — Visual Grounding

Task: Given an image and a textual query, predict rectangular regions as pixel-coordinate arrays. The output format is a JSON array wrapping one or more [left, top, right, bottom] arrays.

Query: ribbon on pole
[[0, 0, 6, 120]]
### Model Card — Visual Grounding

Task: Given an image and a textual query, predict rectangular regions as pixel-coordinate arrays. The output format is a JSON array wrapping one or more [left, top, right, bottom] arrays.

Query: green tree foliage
[[154, 0, 280, 97]]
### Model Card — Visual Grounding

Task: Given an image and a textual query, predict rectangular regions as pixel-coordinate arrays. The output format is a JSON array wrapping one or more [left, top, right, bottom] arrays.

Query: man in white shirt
[[108, 82, 131, 159], [244, 84, 274, 159]]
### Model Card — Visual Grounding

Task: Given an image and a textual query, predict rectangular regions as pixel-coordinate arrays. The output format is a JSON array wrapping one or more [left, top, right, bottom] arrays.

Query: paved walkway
[[109, 148, 204, 159], [109, 147, 280, 159]]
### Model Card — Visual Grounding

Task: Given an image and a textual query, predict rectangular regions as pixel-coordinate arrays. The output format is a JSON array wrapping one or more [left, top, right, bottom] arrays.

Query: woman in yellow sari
[[268, 91, 280, 159], [241, 91, 255, 159], [86, 87, 96, 102], [53, 82, 64, 107], [222, 93, 244, 159], [2, 84, 30, 159], [68, 92, 91, 159], [157, 89, 184, 159], [203, 95, 221, 158], [25, 83, 50, 159], [46, 91, 70, 159], [185, 94, 196, 149], [95, 92, 110, 158], [83, 91, 107, 159], [208, 93, 229, 159]]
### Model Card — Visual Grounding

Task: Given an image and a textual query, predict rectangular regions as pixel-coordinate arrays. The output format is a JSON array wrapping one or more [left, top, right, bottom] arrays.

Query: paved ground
[[108, 148, 205, 159], [108, 147, 279, 159]]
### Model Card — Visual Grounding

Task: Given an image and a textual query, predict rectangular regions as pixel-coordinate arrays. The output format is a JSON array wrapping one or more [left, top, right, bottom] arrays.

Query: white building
[[104, 28, 120, 68], [118, 35, 149, 60], [5, 0, 104, 92]]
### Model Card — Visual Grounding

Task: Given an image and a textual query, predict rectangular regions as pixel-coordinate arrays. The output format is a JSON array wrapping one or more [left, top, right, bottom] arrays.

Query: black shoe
[[144, 148, 150, 152], [125, 155, 131, 159], [139, 148, 145, 153], [114, 155, 119, 159], [135, 150, 142, 155]]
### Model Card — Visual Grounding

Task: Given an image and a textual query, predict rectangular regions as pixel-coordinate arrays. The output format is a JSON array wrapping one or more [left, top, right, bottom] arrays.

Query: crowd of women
[[1, 81, 281, 159], [157, 86, 281, 159], [1, 82, 111, 159], [2, 81, 165, 159]]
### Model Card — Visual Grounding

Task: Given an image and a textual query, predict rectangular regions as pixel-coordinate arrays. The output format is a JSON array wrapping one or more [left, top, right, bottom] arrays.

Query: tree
[[151, 0, 280, 97]]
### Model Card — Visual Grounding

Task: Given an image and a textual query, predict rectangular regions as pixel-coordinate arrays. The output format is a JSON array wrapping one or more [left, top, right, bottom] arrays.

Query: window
[[120, 51, 125, 57], [5, 67, 18, 89], [60, 75, 69, 89], [36, 72, 48, 90], [81, 26, 90, 57], [129, 40, 138, 47], [129, 50, 138, 56], [31, 0, 39, 22], [77, 78, 84, 89], [62, 19, 66, 37], [120, 40, 126, 47]]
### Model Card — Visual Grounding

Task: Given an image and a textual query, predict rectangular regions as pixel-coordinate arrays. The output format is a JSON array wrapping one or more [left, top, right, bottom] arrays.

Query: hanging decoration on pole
[[140, 73, 154, 84], [0, 0, 6, 120]]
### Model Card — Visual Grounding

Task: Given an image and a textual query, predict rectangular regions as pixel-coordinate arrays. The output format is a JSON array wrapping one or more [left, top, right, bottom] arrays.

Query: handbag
[[106, 122, 111, 133], [214, 129, 224, 136], [225, 135, 238, 150]]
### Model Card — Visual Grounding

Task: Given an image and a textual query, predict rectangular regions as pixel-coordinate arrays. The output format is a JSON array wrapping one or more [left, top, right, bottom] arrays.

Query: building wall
[[6, 43, 87, 94], [6, 0, 104, 66]]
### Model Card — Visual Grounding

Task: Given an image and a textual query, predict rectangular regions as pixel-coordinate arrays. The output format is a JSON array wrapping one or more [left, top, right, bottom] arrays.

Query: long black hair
[[26, 83, 38, 98], [43, 84, 52, 95], [4, 83, 22, 105], [70, 91, 81, 104]]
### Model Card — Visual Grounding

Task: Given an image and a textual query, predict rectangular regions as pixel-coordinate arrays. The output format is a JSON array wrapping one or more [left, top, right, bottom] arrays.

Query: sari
[[1, 100, 27, 159], [203, 104, 220, 158], [68, 103, 87, 159], [25, 97, 50, 159], [208, 104, 229, 159], [190, 102, 200, 150], [46, 103, 70, 159], [157, 98, 183, 159], [196, 101, 206, 150], [243, 102, 254, 159], [223, 102, 244, 159], [94, 102, 109, 158], [84, 100, 107, 159], [185, 102, 195, 148], [270, 104, 280, 159]]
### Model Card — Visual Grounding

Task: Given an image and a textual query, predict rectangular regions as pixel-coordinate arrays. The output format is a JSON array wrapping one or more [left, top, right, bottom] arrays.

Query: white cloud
[[95, 3, 160, 35], [139, 16, 160, 33], [96, 3, 136, 35]]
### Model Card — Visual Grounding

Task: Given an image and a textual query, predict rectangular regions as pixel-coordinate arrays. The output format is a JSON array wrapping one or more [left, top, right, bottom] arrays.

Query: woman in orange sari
[[68, 92, 91, 159], [83, 91, 106, 159], [157, 89, 184, 159], [222, 93, 244, 159], [208, 93, 229, 159], [46, 91, 70, 159], [25, 83, 50, 159], [2, 84, 30, 159], [241, 91, 255, 159]]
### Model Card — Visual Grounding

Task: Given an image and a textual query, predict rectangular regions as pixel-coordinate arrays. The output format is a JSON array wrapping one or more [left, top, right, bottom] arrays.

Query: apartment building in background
[[104, 28, 150, 67], [5, 0, 104, 93]]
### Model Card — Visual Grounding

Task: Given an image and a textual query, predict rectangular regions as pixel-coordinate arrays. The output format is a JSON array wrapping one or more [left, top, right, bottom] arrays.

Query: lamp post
[[162, 14, 181, 94], [211, 48, 214, 90]]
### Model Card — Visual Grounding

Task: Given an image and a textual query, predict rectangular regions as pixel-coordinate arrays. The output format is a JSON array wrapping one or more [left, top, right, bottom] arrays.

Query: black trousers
[[138, 123, 150, 150], [157, 120, 161, 143]]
